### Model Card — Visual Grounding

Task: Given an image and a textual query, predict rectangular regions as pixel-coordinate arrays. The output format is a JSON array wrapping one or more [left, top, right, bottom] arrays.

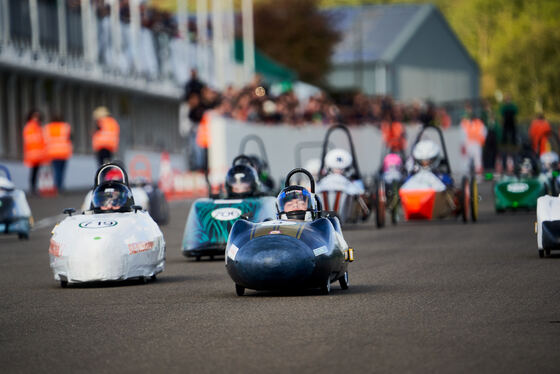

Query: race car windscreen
[[92, 184, 130, 211]]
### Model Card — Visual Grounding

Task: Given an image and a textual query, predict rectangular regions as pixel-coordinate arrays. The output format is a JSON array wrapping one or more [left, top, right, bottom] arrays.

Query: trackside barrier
[[129, 154, 153, 182], [158, 152, 209, 200]]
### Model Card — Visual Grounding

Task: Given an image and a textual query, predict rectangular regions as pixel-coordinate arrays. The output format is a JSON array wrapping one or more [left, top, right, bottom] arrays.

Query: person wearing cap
[[92, 106, 120, 166]]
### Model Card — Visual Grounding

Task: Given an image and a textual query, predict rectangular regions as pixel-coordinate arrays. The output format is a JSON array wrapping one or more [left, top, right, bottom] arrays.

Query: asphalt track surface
[[1, 183, 559, 373]]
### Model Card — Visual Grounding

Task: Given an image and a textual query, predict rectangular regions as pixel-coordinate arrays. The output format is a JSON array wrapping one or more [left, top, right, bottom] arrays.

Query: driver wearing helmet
[[91, 181, 133, 212], [325, 149, 355, 179], [225, 164, 260, 198], [411, 140, 453, 186], [277, 186, 316, 221]]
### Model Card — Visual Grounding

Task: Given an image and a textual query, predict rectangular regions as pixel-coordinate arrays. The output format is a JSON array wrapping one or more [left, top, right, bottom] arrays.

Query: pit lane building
[[327, 4, 480, 103]]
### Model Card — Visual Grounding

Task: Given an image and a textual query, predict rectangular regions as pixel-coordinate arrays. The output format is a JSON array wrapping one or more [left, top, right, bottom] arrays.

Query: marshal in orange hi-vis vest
[[461, 118, 486, 146], [196, 113, 210, 149], [92, 117, 120, 153], [43, 122, 73, 160], [381, 121, 406, 151], [23, 120, 46, 166]]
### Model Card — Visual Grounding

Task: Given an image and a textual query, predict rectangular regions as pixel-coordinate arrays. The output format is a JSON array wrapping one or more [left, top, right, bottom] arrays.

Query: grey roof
[[328, 4, 432, 65]]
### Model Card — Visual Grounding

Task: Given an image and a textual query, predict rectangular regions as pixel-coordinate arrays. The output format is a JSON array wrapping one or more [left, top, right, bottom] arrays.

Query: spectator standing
[[481, 101, 500, 171], [22, 109, 46, 194], [500, 95, 518, 146], [380, 112, 406, 152], [43, 115, 73, 192], [461, 107, 487, 176], [92, 106, 120, 166], [184, 69, 204, 101], [528, 112, 552, 155]]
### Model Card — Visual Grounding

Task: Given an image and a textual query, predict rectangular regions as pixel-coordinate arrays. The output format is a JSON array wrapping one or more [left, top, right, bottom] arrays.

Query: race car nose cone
[[229, 235, 316, 290]]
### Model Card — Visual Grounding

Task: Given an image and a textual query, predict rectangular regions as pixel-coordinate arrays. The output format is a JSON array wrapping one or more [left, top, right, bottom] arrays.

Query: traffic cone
[[38, 166, 57, 197], [158, 152, 174, 199]]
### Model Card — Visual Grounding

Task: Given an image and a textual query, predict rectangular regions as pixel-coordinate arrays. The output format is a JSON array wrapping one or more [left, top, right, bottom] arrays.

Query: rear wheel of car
[[195, 256, 201, 262], [235, 284, 245, 296], [470, 178, 478, 222], [539, 249, 544, 258], [375, 179, 386, 228], [461, 176, 470, 223], [339, 272, 349, 290], [60, 280, 67, 288]]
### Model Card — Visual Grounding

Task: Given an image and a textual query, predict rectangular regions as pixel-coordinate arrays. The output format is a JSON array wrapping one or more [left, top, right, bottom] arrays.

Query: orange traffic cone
[[38, 166, 57, 197]]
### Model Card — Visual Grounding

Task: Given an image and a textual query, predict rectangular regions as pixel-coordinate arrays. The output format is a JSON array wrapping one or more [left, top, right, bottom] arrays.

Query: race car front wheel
[[235, 284, 245, 296], [470, 178, 478, 222], [375, 179, 386, 228], [461, 176, 470, 223], [339, 272, 349, 290]]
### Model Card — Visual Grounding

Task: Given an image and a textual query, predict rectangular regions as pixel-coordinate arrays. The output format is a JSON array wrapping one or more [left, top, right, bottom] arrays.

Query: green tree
[[253, 0, 341, 85]]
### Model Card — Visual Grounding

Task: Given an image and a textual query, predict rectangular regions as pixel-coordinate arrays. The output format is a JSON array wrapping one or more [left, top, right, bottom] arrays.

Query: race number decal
[[78, 220, 118, 229], [211, 208, 242, 221], [506, 183, 529, 193]]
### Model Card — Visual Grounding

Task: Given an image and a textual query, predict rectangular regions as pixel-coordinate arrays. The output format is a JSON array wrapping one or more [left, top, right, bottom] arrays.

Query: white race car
[[315, 125, 372, 225], [536, 195, 560, 258], [49, 163, 165, 287]]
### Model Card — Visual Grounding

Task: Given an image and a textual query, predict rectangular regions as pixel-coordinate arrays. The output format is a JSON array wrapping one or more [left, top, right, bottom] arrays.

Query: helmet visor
[[277, 188, 312, 214], [92, 185, 129, 211]]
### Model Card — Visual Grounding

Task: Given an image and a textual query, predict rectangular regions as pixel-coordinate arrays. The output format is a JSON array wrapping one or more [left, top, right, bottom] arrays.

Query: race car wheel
[[545, 249, 551, 257], [60, 280, 68, 288], [150, 274, 157, 281], [321, 278, 332, 295], [461, 177, 470, 223], [339, 272, 349, 290], [195, 256, 201, 262], [470, 178, 478, 222], [375, 179, 386, 228], [235, 284, 245, 296], [539, 249, 544, 258], [390, 182, 400, 225]]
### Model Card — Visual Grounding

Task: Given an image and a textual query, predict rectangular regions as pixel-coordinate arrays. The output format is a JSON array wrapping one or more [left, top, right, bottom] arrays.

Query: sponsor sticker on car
[[49, 239, 62, 257], [211, 207, 242, 221], [507, 182, 529, 193], [128, 241, 154, 254]]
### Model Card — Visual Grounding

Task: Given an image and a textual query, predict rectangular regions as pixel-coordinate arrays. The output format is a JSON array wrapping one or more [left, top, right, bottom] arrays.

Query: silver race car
[[49, 163, 165, 287]]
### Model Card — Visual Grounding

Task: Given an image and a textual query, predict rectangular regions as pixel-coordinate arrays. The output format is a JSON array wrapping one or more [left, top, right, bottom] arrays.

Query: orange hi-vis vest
[[381, 121, 406, 151], [461, 118, 486, 146], [529, 119, 552, 155], [23, 120, 46, 166], [92, 116, 120, 152], [196, 112, 210, 149], [44, 122, 73, 160]]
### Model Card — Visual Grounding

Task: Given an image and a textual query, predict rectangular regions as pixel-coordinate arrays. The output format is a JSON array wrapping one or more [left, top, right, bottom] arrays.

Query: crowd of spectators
[[184, 70, 453, 128], [67, 0, 180, 37]]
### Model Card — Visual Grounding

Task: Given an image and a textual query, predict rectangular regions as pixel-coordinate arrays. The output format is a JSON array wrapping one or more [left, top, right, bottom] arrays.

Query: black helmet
[[225, 164, 259, 198], [91, 181, 134, 213], [276, 185, 316, 221]]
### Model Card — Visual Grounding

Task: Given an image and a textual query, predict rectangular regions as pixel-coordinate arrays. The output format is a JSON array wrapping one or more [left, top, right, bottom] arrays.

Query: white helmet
[[413, 140, 442, 168], [325, 149, 353, 171], [540, 151, 559, 171]]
